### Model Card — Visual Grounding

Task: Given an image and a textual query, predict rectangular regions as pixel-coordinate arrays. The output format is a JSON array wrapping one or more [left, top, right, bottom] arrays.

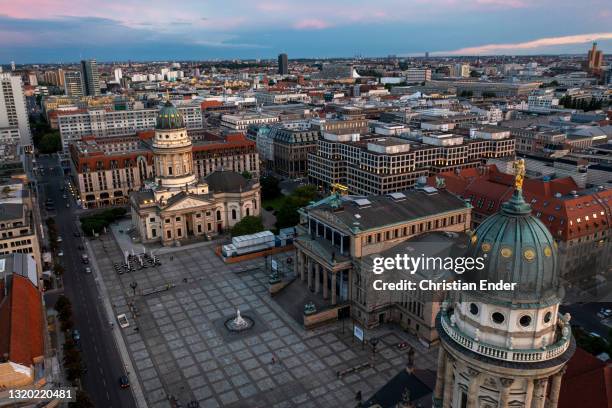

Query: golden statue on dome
[[513, 158, 526, 191]]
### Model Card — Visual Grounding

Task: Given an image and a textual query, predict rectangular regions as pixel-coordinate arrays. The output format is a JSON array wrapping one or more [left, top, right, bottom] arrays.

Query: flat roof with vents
[[387, 192, 407, 200], [354, 198, 372, 207]]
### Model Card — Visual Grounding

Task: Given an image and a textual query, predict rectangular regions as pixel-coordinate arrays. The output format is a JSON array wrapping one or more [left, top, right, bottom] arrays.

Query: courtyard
[[90, 234, 438, 408]]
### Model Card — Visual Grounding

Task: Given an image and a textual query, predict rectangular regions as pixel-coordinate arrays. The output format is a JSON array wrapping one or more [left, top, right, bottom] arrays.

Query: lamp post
[[130, 281, 138, 297]]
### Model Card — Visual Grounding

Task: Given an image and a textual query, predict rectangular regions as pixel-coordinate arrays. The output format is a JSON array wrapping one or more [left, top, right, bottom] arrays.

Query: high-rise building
[[587, 42, 604, 71], [433, 167, 575, 408], [80, 59, 100, 96], [0, 73, 32, 154], [10, 61, 15, 71], [278, 53, 288, 75], [63, 71, 84, 97], [114, 68, 122, 83]]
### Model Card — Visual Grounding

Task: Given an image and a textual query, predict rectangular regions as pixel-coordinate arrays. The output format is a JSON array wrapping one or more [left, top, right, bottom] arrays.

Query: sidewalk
[[85, 238, 148, 408]]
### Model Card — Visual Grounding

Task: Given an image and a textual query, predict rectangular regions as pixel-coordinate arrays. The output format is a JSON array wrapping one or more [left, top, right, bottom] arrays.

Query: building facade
[[80, 59, 100, 96], [59, 104, 202, 149], [308, 132, 515, 196], [433, 170, 575, 408], [70, 132, 259, 208], [278, 53, 288, 75], [129, 102, 261, 245], [293, 188, 472, 342], [271, 124, 320, 178], [63, 71, 84, 97], [0, 73, 32, 155]]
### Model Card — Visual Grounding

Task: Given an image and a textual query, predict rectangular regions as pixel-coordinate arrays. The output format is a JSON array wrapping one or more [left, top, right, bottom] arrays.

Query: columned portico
[[547, 368, 565, 408]]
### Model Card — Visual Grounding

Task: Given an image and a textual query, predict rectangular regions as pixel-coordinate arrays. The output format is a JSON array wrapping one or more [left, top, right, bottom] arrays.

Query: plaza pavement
[[90, 234, 438, 408]]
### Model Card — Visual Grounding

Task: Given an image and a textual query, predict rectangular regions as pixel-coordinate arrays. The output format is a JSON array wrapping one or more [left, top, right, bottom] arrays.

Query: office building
[[63, 71, 84, 97], [271, 123, 320, 178], [454, 63, 471, 78], [433, 169, 574, 408], [587, 42, 604, 71], [114, 67, 122, 83], [129, 103, 261, 245], [58, 104, 202, 149], [308, 131, 515, 196], [220, 112, 279, 132], [80, 59, 101, 96], [278, 53, 288, 75], [404, 68, 432, 83], [0, 73, 32, 155]]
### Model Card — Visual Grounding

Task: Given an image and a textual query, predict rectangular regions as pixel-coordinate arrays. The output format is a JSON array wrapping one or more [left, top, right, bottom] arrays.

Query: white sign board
[[354, 325, 364, 342], [271, 259, 278, 271]]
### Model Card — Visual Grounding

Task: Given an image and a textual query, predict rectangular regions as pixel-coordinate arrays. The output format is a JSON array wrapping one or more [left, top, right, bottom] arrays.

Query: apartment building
[[254, 92, 309, 105], [308, 131, 515, 195], [0, 183, 42, 279], [294, 189, 472, 341], [0, 73, 32, 155], [58, 104, 202, 149], [404, 68, 432, 83]]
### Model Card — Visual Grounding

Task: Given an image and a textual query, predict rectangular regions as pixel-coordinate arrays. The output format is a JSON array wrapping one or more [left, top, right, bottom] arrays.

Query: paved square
[[92, 236, 437, 407]]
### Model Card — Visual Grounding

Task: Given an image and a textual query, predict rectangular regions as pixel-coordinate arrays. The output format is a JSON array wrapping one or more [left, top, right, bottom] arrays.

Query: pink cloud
[[293, 18, 330, 30], [437, 32, 612, 55]]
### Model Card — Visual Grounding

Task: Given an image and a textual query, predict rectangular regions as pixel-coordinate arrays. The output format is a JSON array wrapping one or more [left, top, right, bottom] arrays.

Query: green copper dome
[[464, 189, 561, 305], [156, 101, 185, 130]]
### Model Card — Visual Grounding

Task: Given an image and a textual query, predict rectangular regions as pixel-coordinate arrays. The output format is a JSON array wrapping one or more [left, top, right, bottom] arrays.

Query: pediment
[[163, 196, 211, 212]]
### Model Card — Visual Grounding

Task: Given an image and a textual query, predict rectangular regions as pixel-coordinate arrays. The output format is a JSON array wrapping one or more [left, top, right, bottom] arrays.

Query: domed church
[[433, 160, 575, 408], [129, 102, 261, 245]]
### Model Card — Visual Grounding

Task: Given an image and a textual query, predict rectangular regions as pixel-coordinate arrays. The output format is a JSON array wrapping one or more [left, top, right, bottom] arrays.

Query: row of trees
[[80, 207, 127, 236], [55, 295, 94, 407], [275, 185, 318, 230], [31, 118, 62, 154], [558, 95, 605, 111], [46, 218, 64, 277]]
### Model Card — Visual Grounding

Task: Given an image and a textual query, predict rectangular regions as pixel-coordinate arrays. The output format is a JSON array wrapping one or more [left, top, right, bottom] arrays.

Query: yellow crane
[[331, 183, 349, 195]]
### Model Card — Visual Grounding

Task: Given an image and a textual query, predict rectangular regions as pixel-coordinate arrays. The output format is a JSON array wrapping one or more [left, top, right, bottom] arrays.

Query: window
[[519, 315, 532, 327], [544, 312, 552, 323], [197, 225, 202, 233], [149, 217, 155, 222], [165, 219, 170, 224], [176, 217, 181, 221], [166, 230, 171, 239], [151, 228, 157, 237], [216, 210, 221, 221], [469, 303, 479, 316], [168, 166, 173, 175], [232, 209, 237, 220], [492, 312, 505, 324], [246, 208, 250, 216], [177, 228, 182, 237]]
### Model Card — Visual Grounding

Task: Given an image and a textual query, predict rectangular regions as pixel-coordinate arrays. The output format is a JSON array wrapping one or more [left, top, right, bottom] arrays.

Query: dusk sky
[[1, 0, 611, 63]]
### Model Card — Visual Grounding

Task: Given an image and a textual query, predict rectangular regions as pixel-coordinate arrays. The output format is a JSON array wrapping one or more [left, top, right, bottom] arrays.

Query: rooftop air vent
[[387, 192, 407, 201], [354, 198, 372, 208]]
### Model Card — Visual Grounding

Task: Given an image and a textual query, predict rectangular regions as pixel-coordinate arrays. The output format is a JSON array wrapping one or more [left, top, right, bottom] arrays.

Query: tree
[[55, 295, 71, 315], [241, 171, 253, 180], [275, 185, 318, 229], [53, 263, 65, 276], [260, 176, 281, 200], [231, 216, 264, 237], [38, 132, 62, 154]]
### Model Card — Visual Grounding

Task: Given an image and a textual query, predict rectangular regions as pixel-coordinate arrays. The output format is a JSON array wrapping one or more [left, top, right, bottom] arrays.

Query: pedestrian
[[271, 356, 276, 365]]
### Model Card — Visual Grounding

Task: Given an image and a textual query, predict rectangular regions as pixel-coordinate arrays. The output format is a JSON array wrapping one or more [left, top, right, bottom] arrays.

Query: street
[[37, 155, 137, 408]]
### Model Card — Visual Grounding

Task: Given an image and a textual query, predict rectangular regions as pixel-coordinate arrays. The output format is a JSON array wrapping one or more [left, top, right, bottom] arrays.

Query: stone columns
[[498, 378, 514, 408], [524, 378, 534, 408], [433, 348, 446, 401], [331, 272, 337, 305], [466, 368, 482, 408], [315, 263, 321, 294], [442, 355, 454, 408], [294, 249, 299, 277], [323, 268, 329, 299], [547, 368, 566, 408], [533, 378, 548, 408], [299, 251, 306, 282], [307, 258, 313, 290]]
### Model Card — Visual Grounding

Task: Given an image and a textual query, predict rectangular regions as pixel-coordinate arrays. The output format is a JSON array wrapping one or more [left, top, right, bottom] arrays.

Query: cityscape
[[0, 1, 611, 407]]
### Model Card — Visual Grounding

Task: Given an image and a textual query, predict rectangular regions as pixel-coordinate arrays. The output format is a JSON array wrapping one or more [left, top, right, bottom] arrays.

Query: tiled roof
[[0, 275, 44, 367]]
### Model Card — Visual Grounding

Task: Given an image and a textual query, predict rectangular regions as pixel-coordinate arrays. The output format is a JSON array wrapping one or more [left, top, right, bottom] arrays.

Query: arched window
[[216, 210, 221, 221], [232, 209, 237, 220], [246, 208, 250, 216]]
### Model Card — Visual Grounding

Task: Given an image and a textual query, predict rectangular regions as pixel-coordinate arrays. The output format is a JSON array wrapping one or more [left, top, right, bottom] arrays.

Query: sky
[[1, 0, 611, 63]]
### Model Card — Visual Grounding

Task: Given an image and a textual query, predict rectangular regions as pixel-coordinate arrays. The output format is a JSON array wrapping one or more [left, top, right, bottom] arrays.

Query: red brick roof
[[0, 275, 44, 367], [559, 347, 612, 408], [428, 165, 612, 241]]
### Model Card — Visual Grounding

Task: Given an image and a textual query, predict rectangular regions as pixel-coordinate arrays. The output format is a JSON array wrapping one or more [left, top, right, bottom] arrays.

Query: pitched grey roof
[[205, 171, 252, 193]]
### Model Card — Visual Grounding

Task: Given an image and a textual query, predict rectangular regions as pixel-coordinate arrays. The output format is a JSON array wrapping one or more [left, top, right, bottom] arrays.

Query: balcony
[[440, 310, 571, 363]]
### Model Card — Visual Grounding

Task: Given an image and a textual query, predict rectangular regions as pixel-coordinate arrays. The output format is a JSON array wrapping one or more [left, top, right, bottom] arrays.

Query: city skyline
[[1, 0, 611, 63]]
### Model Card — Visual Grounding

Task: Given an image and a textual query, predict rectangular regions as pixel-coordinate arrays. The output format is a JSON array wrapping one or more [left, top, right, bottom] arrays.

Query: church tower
[[152, 101, 197, 188], [433, 160, 575, 408]]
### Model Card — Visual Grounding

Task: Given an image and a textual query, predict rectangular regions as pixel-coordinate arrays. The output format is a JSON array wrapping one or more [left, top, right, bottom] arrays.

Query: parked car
[[84, 267, 91, 274], [56, 236, 62, 243], [72, 329, 80, 342], [119, 375, 130, 388]]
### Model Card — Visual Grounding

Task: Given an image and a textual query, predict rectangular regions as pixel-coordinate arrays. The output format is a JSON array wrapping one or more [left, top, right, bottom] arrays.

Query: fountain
[[224, 309, 254, 332]]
